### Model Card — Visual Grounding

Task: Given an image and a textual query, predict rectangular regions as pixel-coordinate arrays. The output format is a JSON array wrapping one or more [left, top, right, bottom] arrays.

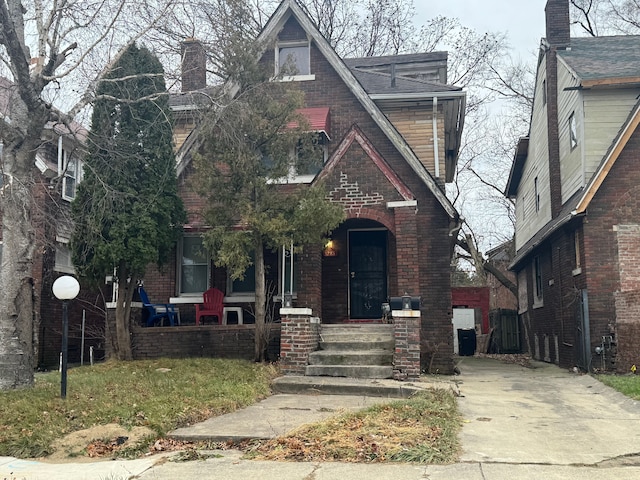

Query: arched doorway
[[321, 219, 395, 323]]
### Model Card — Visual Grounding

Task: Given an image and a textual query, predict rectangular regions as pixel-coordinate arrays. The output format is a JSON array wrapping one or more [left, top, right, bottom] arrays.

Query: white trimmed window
[[54, 240, 76, 274], [179, 236, 209, 295], [276, 41, 314, 81], [58, 146, 82, 201]]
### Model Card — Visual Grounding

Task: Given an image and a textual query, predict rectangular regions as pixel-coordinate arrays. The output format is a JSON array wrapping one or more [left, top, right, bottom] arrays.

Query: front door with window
[[349, 230, 387, 319]]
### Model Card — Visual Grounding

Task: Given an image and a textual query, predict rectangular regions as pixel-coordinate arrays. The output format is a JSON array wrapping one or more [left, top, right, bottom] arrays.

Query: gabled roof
[[505, 137, 529, 197], [573, 97, 640, 214], [558, 36, 640, 87], [258, 0, 460, 219], [315, 124, 414, 201]]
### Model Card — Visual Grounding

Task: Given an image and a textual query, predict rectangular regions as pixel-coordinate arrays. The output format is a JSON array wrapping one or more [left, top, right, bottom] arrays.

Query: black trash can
[[457, 328, 476, 356]]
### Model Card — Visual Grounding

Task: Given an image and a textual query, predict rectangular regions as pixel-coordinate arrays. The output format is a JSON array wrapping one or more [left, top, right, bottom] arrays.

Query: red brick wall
[[279, 312, 319, 374], [393, 312, 421, 380], [452, 287, 490, 333]]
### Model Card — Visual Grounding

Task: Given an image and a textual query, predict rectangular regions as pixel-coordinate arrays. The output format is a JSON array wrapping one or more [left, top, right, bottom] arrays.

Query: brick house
[[505, 0, 640, 372], [0, 77, 105, 369], [140, 0, 467, 376]]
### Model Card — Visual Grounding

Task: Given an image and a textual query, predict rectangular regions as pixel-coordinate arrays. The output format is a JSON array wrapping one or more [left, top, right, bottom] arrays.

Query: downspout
[[57, 135, 63, 174], [432, 97, 440, 179]]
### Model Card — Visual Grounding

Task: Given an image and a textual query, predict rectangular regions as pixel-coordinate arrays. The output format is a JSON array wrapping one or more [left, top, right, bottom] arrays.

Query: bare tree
[[0, 0, 173, 389], [570, 0, 640, 35]]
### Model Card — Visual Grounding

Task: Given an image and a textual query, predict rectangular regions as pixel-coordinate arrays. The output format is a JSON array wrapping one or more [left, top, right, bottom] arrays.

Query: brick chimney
[[544, 0, 570, 219], [545, 0, 570, 47], [181, 38, 206, 92]]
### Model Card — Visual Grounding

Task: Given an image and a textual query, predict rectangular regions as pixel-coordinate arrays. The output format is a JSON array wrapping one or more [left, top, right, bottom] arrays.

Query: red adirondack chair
[[195, 288, 224, 325]]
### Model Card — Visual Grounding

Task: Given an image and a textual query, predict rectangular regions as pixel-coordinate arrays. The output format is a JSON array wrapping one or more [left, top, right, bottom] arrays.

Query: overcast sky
[[415, 0, 548, 60]]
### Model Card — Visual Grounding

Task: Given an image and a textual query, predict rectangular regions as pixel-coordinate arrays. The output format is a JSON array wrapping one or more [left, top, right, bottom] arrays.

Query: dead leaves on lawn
[[247, 389, 460, 464]]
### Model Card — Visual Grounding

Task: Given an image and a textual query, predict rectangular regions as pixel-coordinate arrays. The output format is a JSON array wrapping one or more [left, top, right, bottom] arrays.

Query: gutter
[[369, 91, 466, 101], [433, 97, 439, 178]]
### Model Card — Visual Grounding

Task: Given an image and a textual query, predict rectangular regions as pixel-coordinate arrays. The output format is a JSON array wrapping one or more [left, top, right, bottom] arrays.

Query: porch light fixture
[[402, 292, 412, 310], [52, 275, 80, 399], [323, 239, 337, 257]]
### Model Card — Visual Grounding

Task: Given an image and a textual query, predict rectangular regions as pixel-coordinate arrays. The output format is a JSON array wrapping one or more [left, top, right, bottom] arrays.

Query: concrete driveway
[[453, 356, 640, 467]]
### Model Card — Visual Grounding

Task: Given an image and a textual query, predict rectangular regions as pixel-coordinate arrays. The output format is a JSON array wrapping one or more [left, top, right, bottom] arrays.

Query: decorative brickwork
[[279, 309, 319, 374], [392, 310, 421, 380]]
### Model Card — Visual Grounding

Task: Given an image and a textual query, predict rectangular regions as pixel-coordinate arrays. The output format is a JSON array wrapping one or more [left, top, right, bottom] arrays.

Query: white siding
[[515, 58, 551, 251], [583, 88, 640, 182], [557, 62, 583, 203]]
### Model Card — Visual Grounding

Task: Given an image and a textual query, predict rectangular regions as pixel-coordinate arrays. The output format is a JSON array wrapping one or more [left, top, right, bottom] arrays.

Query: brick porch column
[[390, 201, 420, 293], [392, 308, 421, 380], [279, 308, 319, 375]]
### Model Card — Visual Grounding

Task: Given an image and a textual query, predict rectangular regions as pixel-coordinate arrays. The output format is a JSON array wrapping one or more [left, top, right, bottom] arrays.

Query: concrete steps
[[305, 324, 394, 379]]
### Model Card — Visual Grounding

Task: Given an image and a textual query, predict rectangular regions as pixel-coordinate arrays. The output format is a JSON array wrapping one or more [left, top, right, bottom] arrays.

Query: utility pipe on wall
[[432, 97, 440, 179]]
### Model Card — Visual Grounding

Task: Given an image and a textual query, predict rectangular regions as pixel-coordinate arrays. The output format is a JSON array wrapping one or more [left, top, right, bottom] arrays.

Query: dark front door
[[349, 230, 387, 319]]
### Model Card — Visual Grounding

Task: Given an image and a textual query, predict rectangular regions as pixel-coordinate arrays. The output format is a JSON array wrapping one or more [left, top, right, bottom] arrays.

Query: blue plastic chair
[[138, 286, 177, 327]]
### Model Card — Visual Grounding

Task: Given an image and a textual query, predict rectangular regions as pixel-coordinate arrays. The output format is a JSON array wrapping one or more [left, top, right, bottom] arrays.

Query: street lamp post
[[52, 276, 80, 399]]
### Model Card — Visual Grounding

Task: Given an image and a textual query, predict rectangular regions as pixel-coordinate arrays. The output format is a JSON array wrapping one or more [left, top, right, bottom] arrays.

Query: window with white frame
[[179, 236, 209, 294], [294, 134, 327, 178], [279, 244, 299, 297], [266, 134, 328, 184], [54, 241, 76, 274], [276, 41, 314, 80], [534, 176, 540, 212], [59, 146, 82, 201]]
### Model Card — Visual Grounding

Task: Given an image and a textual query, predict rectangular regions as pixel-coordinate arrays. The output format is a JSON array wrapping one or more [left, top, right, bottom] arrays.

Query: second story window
[[58, 142, 82, 202], [276, 41, 314, 81], [63, 156, 80, 200], [569, 112, 578, 150]]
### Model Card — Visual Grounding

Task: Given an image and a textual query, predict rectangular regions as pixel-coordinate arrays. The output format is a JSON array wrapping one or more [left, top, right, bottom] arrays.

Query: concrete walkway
[[3, 357, 640, 479]]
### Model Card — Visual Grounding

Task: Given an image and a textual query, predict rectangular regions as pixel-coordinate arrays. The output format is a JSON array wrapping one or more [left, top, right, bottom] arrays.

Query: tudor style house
[[506, 0, 640, 372], [140, 0, 466, 376]]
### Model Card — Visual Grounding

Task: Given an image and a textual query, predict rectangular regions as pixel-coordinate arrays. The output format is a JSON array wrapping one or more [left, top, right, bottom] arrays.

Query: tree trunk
[[254, 234, 266, 362], [0, 144, 39, 389], [113, 263, 134, 360]]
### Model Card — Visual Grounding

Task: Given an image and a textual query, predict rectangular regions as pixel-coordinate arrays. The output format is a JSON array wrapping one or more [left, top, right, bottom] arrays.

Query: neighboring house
[[486, 240, 517, 312], [140, 0, 467, 374], [0, 77, 105, 368], [506, 0, 640, 372]]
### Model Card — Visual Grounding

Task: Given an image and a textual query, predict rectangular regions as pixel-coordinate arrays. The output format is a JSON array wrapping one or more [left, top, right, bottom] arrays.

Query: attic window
[[276, 41, 315, 81]]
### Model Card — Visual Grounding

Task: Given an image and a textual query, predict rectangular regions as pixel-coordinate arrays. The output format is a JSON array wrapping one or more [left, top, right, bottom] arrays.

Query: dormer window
[[276, 41, 314, 81]]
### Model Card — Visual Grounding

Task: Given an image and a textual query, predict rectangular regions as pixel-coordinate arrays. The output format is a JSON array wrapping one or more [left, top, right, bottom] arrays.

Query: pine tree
[[71, 44, 186, 360], [196, 46, 344, 362]]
